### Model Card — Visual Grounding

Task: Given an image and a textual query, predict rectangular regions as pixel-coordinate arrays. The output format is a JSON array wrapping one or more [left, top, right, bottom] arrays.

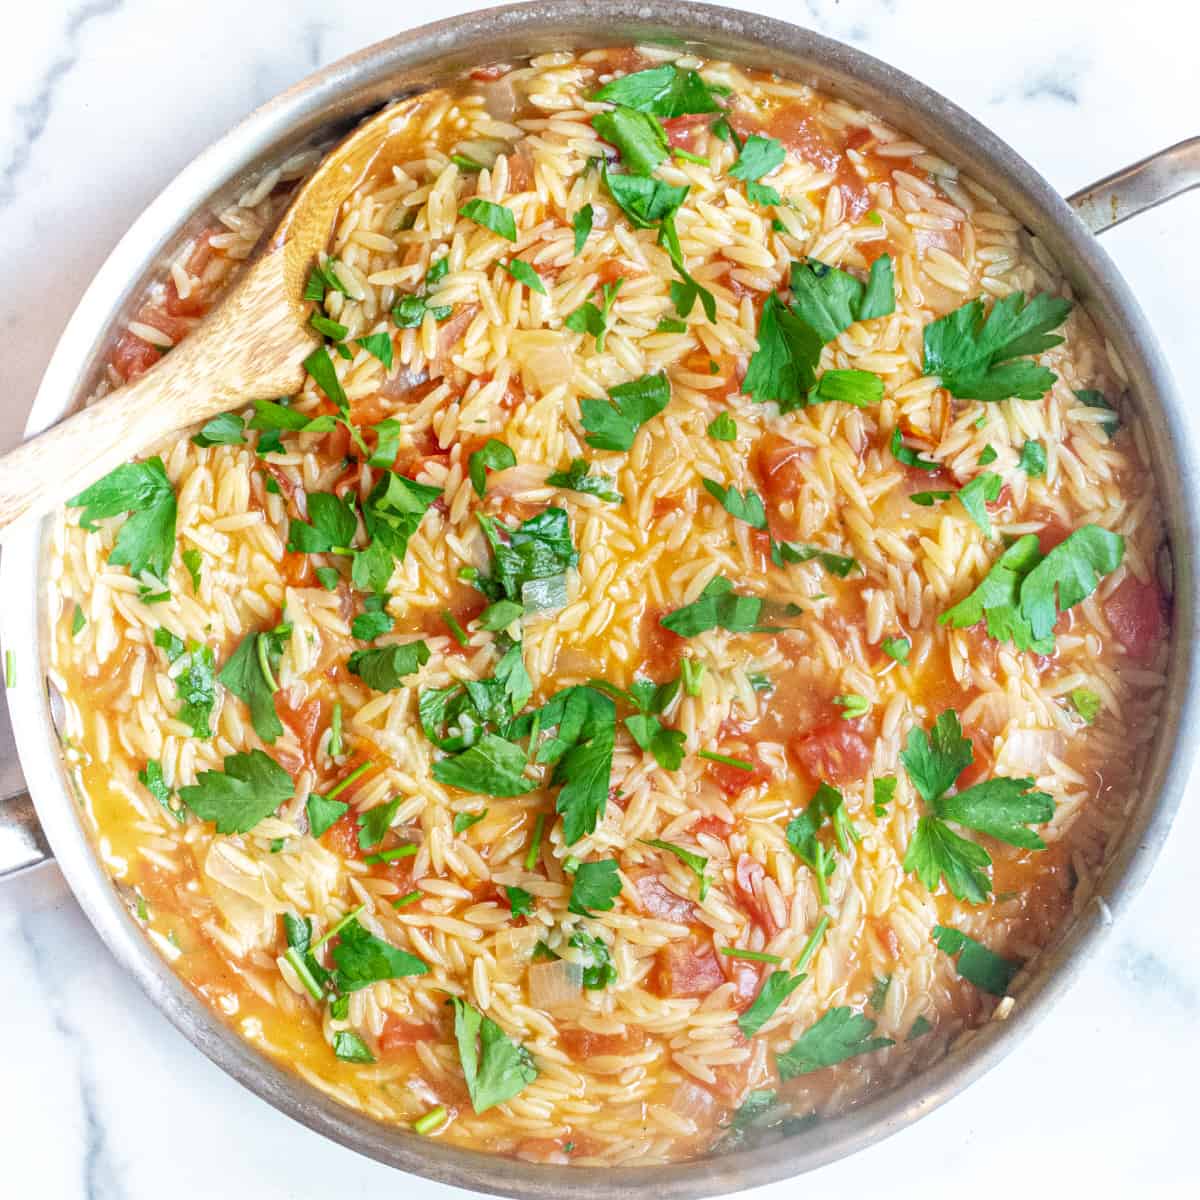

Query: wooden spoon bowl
[[0, 91, 446, 539]]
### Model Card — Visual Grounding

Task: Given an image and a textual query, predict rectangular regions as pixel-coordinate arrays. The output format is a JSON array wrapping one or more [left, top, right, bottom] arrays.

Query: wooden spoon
[[0, 90, 444, 539]]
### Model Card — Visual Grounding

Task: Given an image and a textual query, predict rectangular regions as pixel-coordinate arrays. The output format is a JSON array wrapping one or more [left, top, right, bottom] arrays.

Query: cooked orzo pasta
[[47, 46, 1169, 1164]]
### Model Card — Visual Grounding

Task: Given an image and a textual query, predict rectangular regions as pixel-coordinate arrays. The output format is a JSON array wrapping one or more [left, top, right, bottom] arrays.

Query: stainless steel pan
[[1, 3, 1197, 1195]]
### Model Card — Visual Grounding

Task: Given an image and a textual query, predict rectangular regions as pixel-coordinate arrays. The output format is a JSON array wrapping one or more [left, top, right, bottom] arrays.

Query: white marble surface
[[1, 1, 1198, 1196]]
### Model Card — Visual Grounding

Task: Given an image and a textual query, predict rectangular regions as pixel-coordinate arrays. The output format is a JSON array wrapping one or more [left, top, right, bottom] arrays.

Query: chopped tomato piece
[[469, 63, 510, 82], [726, 957, 764, 1011], [1104, 575, 1166, 663], [164, 276, 209, 318], [640, 608, 687, 682], [275, 693, 324, 774], [752, 432, 810, 505], [692, 813, 733, 839], [280, 551, 313, 588], [635, 874, 696, 923], [766, 103, 841, 171], [322, 809, 361, 860], [652, 938, 726, 999], [705, 749, 770, 798], [734, 853, 782, 938], [378, 1016, 438, 1053], [560, 1025, 647, 1057], [662, 112, 713, 151], [789, 720, 871, 784], [110, 331, 160, 382], [954, 723, 993, 790]]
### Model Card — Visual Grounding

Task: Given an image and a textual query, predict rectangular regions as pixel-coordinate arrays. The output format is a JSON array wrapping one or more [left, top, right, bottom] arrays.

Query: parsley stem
[[4, 649, 13, 688], [310, 903, 365, 952], [284, 947, 324, 1002], [794, 914, 831, 975], [328, 703, 343, 758], [719, 947, 783, 964], [698, 749, 753, 771], [391, 889, 422, 908], [325, 760, 372, 801], [442, 609, 469, 646], [364, 844, 418, 865], [413, 1105, 447, 1135], [256, 633, 279, 694], [524, 812, 545, 872], [672, 147, 710, 166], [813, 844, 830, 906]]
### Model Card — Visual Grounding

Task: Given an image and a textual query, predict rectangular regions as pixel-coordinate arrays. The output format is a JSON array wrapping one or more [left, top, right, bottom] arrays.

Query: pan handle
[[0, 782, 51, 877], [1067, 136, 1200, 234]]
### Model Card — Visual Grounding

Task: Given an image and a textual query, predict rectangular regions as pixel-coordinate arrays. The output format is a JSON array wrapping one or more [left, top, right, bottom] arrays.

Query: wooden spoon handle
[[0, 246, 314, 539]]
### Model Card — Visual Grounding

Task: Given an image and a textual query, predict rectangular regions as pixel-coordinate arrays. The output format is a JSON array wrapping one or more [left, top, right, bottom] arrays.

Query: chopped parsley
[[331, 1031, 375, 1063], [356, 332, 394, 368], [67, 457, 177, 582], [545, 458, 622, 503], [572, 204, 594, 254], [834, 693, 870, 720], [786, 784, 859, 905], [218, 624, 291, 744], [807, 369, 885, 407], [881, 636, 909, 663], [178, 749, 293, 834], [706, 412, 737, 441], [1075, 388, 1119, 437], [504, 259, 546, 295], [776, 1006, 893, 1078], [347, 641, 431, 691], [901, 711, 1054, 903], [565, 277, 624, 351], [1070, 688, 1102, 724], [474, 507, 578, 610], [448, 996, 537, 1113], [702, 478, 766, 530], [941, 525, 1124, 653], [730, 135, 785, 205], [873, 776, 897, 818], [640, 837, 709, 899], [581, 373, 671, 452], [591, 64, 724, 117], [932, 924, 1020, 996], [191, 412, 246, 447], [182, 549, 202, 592], [923, 292, 1072, 401], [890, 428, 940, 472], [350, 472, 443, 593], [567, 858, 622, 916], [139, 760, 184, 823], [351, 594, 394, 642], [453, 808, 488, 835], [602, 169, 688, 229], [592, 105, 668, 176], [1018, 439, 1047, 476], [287, 491, 357, 555], [332, 917, 428, 990], [459, 198, 518, 242], [978, 444, 998, 466], [506, 885, 533, 917], [737, 914, 830, 1039], [468, 438, 517, 498], [303, 346, 348, 413], [570, 929, 617, 989], [357, 797, 400, 850], [660, 577, 793, 637]]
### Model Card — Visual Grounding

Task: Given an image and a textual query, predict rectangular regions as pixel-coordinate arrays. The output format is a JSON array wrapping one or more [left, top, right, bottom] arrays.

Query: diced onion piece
[[996, 728, 1064, 776], [669, 1081, 717, 1125], [528, 958, 583, 1011], [484, 463, 549, 499], [495, 926, 542, 980], [511, 331, 573, 395], [522, 573, 568, 614]]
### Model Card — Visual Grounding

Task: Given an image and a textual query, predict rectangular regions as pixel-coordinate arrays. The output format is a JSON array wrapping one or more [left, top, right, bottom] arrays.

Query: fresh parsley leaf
[[834, 693, 870, 720], [899, 710, 973, 804], [174, 642, 216, 739], [932, 924, 1020, 996], [434, 732, 534, 797], [742, 293, 822, 409], [569, 929, 617, 989], [392, 294, 453, 327], [730, 135, 784, 186], [937, 777, 1054, 849], [192, 412, 246, 447], [776, 1007, 893, 1078], [890, 428, 940, 472], [740, 971, 805, 1039], [480, 599, 523, 632], [907, 1015, 933, 1041], [602, 168, 688, 229], [771, 541, 859, 577], [218, 625, 290, 744], [315, 565, 341, 591], [347, 641, 430, 691], [640, 838, 708, 900], [356, 332, 394, 368], [591, 64, 723, 117], [545, 458, 622, 503], [657, 214, 716, 323], [660, 577, 773, 637], [1075, 388, 1119, 437], [303, 346, 348, 413], [565, 278, 623, 351], [581, 373, 671, 452], [357, 797, 400, 850], [248, 398, 337, 436], [702, 478, 766, 530], [367, 418, 403, 470], [448, 996, 537, 1113], [68, 457, 177, 581], [923, 292, 1073, 401], [1018, 439, 1047, 476], [307, 793, 348, 838], [656, 316, 688, 333], [572, 204, 593, 255], [288, 492, 357, 555], [139, 760, 183, 823], [178, 749, 293, 834], [311, 313, 348, 341], [469, 439, 517, 498], [567, 859, 621, 916], [592, 106, 668, 176], [332, 917, 428, 991], [956, 472, 1003, 537], [706, 412, 737, 441], [504, 259, 546, 295], [476, 508, 579, 607], [940, 533, 1048, 651], [459, 198, 518, 242], [332, 1031, 375, 1063], [807, 369, 884, 407], [869, 974, 892, 1012], [69, 604, 86, 636], [506, 885, 533, 917], [881, 637, 909, 663], [979, 444, 998, 466], [182, 548, 202, 592], [453, 808, 488, 835], [303, 258, 351, 303], [904, 814, 993, 904], [351, 595, 394, 641], [789, 256, 896, 342], [625, 713, 686, 770], [1070, 688, 1102, 724], [351, 471, 442, 592]]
